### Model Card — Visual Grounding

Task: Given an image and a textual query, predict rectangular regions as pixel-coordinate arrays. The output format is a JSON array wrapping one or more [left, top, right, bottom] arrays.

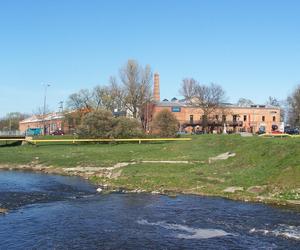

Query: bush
[[153, 109, 179, 137], [78, 110, 115, 138], [113, 117, 143, 138], [77, 110, 144, 138]]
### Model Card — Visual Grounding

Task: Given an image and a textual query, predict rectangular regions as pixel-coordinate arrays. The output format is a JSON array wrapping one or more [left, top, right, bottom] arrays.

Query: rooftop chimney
[[153, 73, 160, 102]]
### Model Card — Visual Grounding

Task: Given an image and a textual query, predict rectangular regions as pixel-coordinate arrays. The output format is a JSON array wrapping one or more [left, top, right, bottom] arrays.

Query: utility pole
[[42, 83, 51, 135], [58, 101, 64, 113]]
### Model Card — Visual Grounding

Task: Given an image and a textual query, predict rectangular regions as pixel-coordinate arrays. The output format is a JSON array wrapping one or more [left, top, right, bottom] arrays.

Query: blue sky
[[0, 0, 299, 115]]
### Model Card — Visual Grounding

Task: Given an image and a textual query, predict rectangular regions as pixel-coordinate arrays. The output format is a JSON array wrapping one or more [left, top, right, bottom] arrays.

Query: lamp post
[[42, 83, 51, 135]]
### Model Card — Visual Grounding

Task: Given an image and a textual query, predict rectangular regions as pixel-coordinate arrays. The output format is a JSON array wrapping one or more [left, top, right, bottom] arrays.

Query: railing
[[0, 130, 23, 136], [259, 133, 300, 138], [0, 137, 192, 145]]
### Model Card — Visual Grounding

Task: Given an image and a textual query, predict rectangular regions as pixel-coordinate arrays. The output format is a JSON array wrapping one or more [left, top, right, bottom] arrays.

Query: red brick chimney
[[153, 73, 160, 102]]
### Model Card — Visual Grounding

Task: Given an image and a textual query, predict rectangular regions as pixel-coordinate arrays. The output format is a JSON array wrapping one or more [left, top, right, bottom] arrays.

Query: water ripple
[[137, 219, 232, 239]]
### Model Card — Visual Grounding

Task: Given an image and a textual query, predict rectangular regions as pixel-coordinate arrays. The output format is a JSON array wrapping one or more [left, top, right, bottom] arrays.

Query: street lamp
[[42, 83, 51, 135]]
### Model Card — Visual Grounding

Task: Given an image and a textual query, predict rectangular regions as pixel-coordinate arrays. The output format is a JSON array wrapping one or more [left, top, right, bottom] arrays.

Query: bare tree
[[266, 96, 280, 107], [237, 98, 254, 107], [287, 85, 300, 126], [33, 106, 51, 116], [180, 79, 226, 130], [180, 78, 198, 102], [119, 60, 153, 119], [92, 85, 113, 111], [266, 96, 285, 122], [0, 112, 29, 131], [181, 79, 226, 115], [92, 79, 126, 112], [66, 89, 93, 111], [108, 76, 126, 112]]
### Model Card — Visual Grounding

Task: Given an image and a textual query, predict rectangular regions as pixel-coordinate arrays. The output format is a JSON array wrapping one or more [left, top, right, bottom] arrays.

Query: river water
[[0, 171, 299, 249]]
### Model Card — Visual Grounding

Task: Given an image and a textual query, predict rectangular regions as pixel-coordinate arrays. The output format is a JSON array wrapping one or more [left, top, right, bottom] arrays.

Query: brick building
[[19, 113, 65, 135], [19, 74, 281, 135], [151, 73, 281, 134]]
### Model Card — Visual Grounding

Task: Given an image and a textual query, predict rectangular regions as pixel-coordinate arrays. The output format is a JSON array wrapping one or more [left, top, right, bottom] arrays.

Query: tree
[[92, 77, 126, 112], [180, 78, 226, 129], [266, 96, 280, 107], [67, 89, 93, 111], [0, 112, 29, 131], [92, 85, 114, 111], [266, 96, 285, 122], [237, 98, 254, 107], [287, 85, 300, 126], [78, 109, 115, 138], [119, 59, 153, 119], [153, 109, 179, 137]]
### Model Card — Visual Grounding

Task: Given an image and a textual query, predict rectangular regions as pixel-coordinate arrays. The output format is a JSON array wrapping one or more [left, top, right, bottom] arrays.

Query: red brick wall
[[152, 104, 281, 133]]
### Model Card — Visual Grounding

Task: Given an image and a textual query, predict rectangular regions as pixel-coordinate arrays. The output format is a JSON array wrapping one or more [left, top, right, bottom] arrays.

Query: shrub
[[153, 109, 179, 137], [77, 110, 144, 138], [113, 117, 143, 138], [78, 110, 115, 138]]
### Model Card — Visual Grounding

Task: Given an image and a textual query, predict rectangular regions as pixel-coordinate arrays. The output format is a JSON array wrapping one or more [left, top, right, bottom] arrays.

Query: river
[[0, 171, 299, 249]]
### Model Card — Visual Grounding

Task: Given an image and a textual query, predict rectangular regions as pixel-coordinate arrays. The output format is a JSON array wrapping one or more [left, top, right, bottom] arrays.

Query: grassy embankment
[[0, 135, 299, 204]]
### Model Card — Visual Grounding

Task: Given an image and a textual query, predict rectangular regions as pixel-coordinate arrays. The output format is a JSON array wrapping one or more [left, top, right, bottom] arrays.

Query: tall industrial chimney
[[153, 73, 160, 102]]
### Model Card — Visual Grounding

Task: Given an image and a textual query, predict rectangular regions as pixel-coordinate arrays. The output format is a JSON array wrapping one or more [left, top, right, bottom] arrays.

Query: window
[[262, 116, 265, 122], [222, 115, 226, 122], [215, 115, 219, 120], [273, 116, 276, 122], [190, 115, 194, 124], [172, 107, 181, 112], [243, 115, 247, 122], [233, 115, 237, 122]]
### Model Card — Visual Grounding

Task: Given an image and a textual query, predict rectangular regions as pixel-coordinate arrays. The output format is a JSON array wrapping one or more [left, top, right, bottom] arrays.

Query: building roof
[[156, 99, 280, 110], [20, 112, 64, 124], [156, 100, 186, 107]]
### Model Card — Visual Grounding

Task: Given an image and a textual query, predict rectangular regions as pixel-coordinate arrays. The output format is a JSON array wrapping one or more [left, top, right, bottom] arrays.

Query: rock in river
[[0, 208, 8, 214]]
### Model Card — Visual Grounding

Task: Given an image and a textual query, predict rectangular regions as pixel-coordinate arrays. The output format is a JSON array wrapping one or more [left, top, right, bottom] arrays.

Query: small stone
[[223, 186, 244, 193], [247, 186, 265, 194], [151, 191, 160, 194], [209, 152, 236, 164], [287, 200, 300, 205], [0, 208, 8, 214], [96, 187, 103, 193]]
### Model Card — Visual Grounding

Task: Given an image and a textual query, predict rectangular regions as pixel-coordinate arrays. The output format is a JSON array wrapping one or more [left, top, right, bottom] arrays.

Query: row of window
[[189, 115, 277, 123]]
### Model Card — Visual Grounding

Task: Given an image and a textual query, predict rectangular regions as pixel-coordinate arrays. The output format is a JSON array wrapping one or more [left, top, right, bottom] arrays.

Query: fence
[[0, 137, 192, 145], [0, 130, 23, 136]]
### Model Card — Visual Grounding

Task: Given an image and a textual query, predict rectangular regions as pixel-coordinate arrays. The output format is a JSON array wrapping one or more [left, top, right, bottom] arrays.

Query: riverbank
[[1, 171, 299, 249], [0, 135, 299, 207]]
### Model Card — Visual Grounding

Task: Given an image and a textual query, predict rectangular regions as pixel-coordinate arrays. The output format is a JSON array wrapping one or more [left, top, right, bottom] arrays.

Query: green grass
[[0, 134, 300, 202]]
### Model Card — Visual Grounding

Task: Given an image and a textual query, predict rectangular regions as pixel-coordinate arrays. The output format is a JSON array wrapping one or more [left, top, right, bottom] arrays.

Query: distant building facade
[[151, 74, 281, 134], [19, 73, 281, 135], [19, 113, 65, 135]]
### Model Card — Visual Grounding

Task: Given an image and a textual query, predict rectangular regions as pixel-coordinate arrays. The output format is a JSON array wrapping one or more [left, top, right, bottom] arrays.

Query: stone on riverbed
[[247, 186, 266, 194], [223, 186, 244, 193], [0, 208, 8, 214]]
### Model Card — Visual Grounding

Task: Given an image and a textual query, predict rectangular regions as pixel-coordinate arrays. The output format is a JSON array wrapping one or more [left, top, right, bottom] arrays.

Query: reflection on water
[[0, 171, 299, 249]]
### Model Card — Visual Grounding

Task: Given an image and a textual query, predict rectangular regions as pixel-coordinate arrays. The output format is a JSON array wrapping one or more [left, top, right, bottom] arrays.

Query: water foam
[[137, 219, 231, 239], [249, 224, 300, 241]]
